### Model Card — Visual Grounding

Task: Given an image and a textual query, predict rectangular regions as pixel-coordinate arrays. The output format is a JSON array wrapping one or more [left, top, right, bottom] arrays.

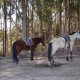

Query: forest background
[[0, 0, 80, 56]]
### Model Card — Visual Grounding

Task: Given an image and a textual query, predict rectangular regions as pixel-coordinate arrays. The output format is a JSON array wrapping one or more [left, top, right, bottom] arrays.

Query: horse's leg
[[66, 50, 73, 61], [70, 43, 73, 61], [66, 57, 69, 61], [66, 49, 70, 61], [70, 51, 72, 60], [51, 56, 54, 65], [13, 52, 18, 64], [66, 51, 69, 61], [66, 42, 70, 61], [48, 43, 52, 66], [31, 50, 34, 60], [13, 53, 18, 64], [67, 42, 71, 61]]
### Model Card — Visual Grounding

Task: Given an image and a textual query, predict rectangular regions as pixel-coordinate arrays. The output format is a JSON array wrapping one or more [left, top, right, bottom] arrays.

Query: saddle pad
[[63, 35, 71, 42], [26, 38, 34, 46], [23, 38, 34, 46]]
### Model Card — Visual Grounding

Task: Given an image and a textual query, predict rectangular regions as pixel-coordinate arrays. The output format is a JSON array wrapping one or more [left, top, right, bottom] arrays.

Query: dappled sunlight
[[1, 68, 15, 77], [36, 60, 44, 64], [2, 71, 14, 77]]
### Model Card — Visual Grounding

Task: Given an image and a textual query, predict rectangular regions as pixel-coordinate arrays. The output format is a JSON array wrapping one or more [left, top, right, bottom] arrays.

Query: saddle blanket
[[63, 35, 71, 42], [23, 37, 34, 46]]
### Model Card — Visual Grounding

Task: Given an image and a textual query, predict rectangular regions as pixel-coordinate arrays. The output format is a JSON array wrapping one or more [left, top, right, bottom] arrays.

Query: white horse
[[48, 31, 80, 66]]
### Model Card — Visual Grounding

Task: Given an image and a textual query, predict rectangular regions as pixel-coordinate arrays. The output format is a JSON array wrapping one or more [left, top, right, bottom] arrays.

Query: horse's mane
[[69, 32, 76, 35], [32, 37, 43, 41], [32, 37, 39, 39]]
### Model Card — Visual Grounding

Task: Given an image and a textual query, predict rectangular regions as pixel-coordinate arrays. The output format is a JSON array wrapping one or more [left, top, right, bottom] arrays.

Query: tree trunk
[[64, 0, 68, 34], [31, 0, 34, 37], [9, 0, 12, 54], [3, 0, 7, 56], [15, 0, 18, 40], [26, 0, 29, 37], [48, 13, 53, 42], [77, 0, 80, 30], [22, 0, 27, 40], [68, 0, 71, 33], [59, 1, 62, 36]]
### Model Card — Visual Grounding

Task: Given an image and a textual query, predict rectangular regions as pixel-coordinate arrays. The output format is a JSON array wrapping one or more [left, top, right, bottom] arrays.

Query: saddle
[[63, 35, 71, 49], [63, 35, 71, 42], [23, 37, 34, 46]]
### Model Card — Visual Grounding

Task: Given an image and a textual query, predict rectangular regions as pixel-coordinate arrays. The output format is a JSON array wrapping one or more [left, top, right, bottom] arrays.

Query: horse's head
[[76, 31, 80, 40], [40, 35, 45, 46]]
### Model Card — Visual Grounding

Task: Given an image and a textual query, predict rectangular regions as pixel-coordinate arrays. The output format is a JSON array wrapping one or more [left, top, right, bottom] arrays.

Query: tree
[[3, 0, 7, 56], [21, 0, 27, 40]]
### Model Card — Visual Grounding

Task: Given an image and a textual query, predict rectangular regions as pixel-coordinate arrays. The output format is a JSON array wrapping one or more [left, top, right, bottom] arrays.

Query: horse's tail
[[12, 42, 18, 63], [48, 42, 52, 62]]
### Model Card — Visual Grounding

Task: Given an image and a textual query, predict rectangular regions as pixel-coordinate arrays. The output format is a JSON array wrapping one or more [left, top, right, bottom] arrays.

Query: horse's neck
[[69, 33, 77, 41], [33, 38, 41, 45]]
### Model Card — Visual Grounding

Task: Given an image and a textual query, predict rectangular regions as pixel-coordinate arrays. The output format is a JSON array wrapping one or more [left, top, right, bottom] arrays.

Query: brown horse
[[12, 36, 45, 63]]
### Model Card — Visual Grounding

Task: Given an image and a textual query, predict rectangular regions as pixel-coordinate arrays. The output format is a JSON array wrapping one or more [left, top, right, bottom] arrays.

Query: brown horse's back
[[15, 39, 30, 54]]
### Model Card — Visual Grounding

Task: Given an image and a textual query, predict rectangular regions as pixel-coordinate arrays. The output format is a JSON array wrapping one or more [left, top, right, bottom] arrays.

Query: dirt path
[[0, 56, 80, 80]]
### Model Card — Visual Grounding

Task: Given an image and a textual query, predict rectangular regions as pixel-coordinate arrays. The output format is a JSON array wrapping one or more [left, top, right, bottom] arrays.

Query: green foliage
[[0, 29, 3, 42], [9, 26, 22, 40], [35, 0, 43, 20], [35, 0, 55, 26]]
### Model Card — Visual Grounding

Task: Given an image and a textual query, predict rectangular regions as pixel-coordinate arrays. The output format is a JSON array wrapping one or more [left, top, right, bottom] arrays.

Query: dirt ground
[[0, 46, 80, 80]]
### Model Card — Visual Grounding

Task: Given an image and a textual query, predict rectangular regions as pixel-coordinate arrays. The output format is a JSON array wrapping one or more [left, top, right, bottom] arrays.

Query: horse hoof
[[70, 58, 73, 62], [66, 57, 69, 61], [31, 59, 34, 61], [13, 61, 18, 64], [48, 62, 52, 67], [13, 59, 18, 64]]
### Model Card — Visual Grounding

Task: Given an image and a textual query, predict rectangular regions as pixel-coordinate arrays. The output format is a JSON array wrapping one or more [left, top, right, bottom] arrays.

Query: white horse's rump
[[48, 31, 80, 66], [51, 37, 65, 55]]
